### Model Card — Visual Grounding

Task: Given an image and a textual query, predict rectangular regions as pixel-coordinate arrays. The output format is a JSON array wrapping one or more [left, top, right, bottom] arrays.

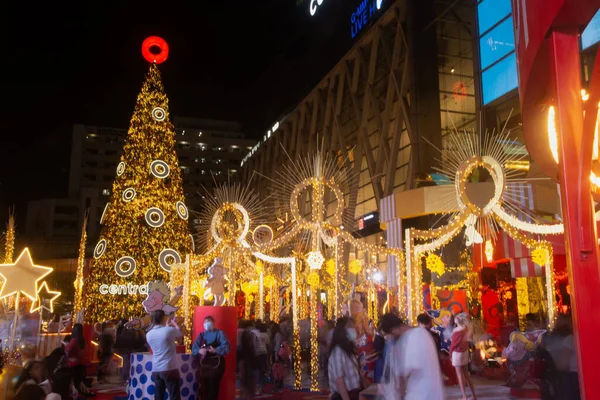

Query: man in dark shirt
[[417, 313, 441, 351]]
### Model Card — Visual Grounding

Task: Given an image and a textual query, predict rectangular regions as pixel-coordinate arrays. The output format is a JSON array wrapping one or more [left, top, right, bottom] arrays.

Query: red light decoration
[[452, 81, 468, 102], [142, 36, 169, 64]]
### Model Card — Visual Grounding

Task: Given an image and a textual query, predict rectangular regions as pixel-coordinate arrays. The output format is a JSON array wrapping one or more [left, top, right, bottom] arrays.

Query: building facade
[[239, 0, 598, 277], [239, 0, 478, 269]]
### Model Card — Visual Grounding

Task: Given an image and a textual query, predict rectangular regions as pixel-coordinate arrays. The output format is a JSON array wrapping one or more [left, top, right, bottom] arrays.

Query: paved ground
[[445, 377, 511, 399], [92, 377, 511, 400]]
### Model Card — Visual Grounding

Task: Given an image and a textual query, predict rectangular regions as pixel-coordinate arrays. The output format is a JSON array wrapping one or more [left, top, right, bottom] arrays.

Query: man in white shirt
[[146, 310, 183, 400], [381, 314, 444, 400]]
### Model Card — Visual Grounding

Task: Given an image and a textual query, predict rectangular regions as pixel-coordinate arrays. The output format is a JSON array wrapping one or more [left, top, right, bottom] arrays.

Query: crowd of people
[[8, 307, 582, 400], [12, 323, 92, 400]]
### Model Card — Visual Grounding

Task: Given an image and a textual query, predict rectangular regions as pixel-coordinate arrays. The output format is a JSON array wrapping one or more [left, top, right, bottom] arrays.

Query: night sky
[[2, 1, 357, 226]]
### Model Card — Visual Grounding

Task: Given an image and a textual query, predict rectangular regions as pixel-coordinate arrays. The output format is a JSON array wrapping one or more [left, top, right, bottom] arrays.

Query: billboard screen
[[581, 9, 600, 50], [477, 0, 517, 105]]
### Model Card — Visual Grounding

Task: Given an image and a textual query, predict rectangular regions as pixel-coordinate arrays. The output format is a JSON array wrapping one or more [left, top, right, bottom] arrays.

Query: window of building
[[55, 206, 78, 215], [102, 189, 110, 196], [52, 220, 78, 232], [83, 174, 96, 181], [196, 143, 207, 151]]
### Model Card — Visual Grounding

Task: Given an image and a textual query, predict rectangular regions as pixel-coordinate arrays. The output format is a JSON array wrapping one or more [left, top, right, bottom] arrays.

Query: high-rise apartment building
[[25, 118, 255, 249]]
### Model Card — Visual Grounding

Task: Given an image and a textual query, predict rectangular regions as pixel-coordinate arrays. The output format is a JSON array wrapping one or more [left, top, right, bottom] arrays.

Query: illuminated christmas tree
[[83, 37, 193, 322]]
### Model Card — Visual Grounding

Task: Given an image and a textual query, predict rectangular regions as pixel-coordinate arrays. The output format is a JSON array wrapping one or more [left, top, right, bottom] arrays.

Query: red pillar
[[549, 29, 600, 399]]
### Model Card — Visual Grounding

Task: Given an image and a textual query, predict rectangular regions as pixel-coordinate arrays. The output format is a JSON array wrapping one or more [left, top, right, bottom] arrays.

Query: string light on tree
[[82, 37, 192, 322]]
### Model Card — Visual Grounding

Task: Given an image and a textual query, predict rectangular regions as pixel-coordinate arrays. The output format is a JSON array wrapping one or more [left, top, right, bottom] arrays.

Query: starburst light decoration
[[404, 117, 563, 326]]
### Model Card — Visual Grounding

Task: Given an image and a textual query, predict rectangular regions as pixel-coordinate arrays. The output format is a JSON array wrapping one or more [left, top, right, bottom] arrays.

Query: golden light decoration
[[81, 64, 193, 322], [404, 121, 564, 324], [194, 183, 268, 252], [532, 246, 550, 266], [549, 101, 599, 191], [307, 271, 320, 287], [4, 210, 15, 264], [73, 215, 88, 315], [306, 250, 325, 270], [241, 282, 251, 294], [325, 258, 336, 276], [264, 274, 275, 288], [348, 259, 362, 275], [255, 259, 265, 274], [425, 253, 445, 276], [485, 239, 494, 263], [31, 282, 61, 313], [309, 289, 319, 391], [0, 248, 53, 302]]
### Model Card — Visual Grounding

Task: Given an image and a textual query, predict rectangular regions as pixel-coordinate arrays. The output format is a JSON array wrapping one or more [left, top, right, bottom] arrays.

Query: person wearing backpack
[[192, 315, 230, 400]]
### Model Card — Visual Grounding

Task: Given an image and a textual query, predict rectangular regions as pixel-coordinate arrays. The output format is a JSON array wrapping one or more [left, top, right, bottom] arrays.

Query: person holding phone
[[146, 310, 182, 400], [192, 316, 230, 400]]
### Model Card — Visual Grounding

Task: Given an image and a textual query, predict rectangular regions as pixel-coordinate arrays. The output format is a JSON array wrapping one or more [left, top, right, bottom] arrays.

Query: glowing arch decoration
[[142, 36, 169, 64], [404, 122, 562, 327]]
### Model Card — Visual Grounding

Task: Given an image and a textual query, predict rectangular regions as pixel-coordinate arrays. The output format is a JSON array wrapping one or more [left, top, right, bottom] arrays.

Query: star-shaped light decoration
[[0, 248, 53, 301], [31, 281, 61, 313], [306, 250, 325, 270]]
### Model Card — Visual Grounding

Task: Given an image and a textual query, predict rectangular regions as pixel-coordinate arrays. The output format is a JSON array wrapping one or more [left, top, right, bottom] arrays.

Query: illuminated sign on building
[[350, 0, 385, 38], [309, 0, 325, 16], [99, 283, 149, 295], [357, 212, 378, 231]]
